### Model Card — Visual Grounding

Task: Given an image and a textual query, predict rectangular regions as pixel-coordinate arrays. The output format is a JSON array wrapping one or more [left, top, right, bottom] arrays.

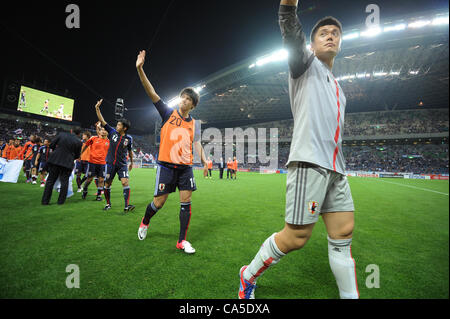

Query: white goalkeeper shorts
[[285, 161, 355, 225]]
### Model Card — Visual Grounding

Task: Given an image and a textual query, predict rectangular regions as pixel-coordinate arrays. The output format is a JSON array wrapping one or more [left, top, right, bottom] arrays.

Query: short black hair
[[83, 131, 92, 138], [73, 128, 82, 136], [180, 87, 200, 107], [310, 16, 343, 43], [118, 118, 131, 132]]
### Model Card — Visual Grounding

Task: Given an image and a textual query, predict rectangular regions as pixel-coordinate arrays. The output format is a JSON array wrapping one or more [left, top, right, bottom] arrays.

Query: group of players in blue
[[73, 102, 135, 213]]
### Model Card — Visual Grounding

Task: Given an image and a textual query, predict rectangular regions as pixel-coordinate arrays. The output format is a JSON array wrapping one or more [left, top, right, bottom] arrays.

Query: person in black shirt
[[41, 129, 83, 205], [219, 157, 225, 179], [35, 138, 51, 187]]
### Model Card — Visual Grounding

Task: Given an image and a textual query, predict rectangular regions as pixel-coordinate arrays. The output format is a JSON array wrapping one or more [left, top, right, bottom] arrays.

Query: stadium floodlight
[[342, 32, 360, 41], [249, 63, 256, 69], [356, 73, 371, 79], [337, 74, 356, 81], [389, 71, 401, 76], [384, 23, 407, 32], [432, 16, 449, 25], [194, 85, 206, 93], [409, 70, 420, 75], [168, 97, 181, 108], [256, 49, 288, 67], [360, 27, 382, 38], [408, 20, 431, 29], [373, 71, 388, 77]]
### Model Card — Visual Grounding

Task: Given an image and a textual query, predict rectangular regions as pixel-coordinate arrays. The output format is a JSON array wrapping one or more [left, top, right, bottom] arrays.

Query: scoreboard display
[[17, 86, 75, 121]]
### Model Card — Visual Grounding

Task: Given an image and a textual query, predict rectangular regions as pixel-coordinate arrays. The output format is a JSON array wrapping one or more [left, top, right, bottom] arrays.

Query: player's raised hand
[[95, 99, 103, 110], [136, 50, 146, 68]]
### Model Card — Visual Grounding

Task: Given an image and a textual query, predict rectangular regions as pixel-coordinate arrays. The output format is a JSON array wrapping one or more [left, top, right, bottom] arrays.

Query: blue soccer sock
[[96, 187, 103, 196], [123, 186, 130, 207], [143, 202, 160, 225], [178, 202, 192, 243], [104, 187, 111, 205]]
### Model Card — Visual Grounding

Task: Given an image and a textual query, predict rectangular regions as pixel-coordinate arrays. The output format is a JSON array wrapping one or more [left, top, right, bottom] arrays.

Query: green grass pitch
[[0, 169, 448, 299]]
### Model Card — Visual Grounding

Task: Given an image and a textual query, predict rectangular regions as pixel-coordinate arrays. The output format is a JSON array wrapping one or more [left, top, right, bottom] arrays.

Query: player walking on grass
[[81, 122, 110, 201], [207, 157, 213, 178], [21, 135, 35, 183], [95, 100, 135, 213], [227, 158, 233, 179], [30, 137, 42, 185], [75, 131, 91, 192], [136, 50, 208, 254], [239, 0, 358, 299]]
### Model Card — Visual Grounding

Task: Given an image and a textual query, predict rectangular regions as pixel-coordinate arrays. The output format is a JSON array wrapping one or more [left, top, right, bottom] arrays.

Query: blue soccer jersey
[[104, 124, 133, 167], [38, 145, 50, 163]]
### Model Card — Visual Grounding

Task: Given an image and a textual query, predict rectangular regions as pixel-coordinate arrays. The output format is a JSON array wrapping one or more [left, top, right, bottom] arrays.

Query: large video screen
[[17, 86, 74, 121]]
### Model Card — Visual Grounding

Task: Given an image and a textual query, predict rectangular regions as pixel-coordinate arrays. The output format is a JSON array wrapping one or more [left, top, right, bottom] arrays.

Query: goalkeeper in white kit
[[239, 0, 359, 299]]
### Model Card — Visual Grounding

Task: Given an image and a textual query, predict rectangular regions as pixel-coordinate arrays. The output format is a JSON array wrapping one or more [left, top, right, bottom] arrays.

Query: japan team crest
[[124, 139, 129, 147], [308, 201, 319, 215]]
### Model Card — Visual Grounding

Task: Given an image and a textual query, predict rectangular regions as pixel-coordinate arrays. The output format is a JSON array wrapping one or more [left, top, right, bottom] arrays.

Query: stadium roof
[[173, 10, 449, 129]]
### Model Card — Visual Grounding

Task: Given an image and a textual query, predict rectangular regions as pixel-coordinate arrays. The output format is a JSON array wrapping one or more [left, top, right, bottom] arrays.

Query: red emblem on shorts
[[308, 201, 319, 215], [159, 184, 165, 191]]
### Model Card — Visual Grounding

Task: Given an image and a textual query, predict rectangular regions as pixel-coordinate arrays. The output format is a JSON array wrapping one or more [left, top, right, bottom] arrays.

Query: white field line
[[376, 179, 449, 196]]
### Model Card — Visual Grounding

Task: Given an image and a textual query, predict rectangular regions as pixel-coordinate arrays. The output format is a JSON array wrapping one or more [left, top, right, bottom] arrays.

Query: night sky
[[1, 0, 448, 133]]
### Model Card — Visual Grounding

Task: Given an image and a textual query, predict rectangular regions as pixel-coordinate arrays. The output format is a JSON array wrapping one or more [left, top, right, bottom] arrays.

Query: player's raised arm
[[136, 50, 161, 103], [94, 99, 107, 127], [279, 0, 314, 79], [95, 121, 102, 137]]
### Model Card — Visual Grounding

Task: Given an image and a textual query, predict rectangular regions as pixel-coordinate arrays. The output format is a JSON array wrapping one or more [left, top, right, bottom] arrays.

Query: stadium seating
[[1, 110, 448, 175]]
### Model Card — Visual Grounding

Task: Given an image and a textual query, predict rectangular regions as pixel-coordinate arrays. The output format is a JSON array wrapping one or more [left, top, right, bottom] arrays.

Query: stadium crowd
[[343, 144, 448, 174], [1, 114, 449, 176], [232, 108, 449, 139], [232, 143, 448, 175], [0, 117, 156, 163]]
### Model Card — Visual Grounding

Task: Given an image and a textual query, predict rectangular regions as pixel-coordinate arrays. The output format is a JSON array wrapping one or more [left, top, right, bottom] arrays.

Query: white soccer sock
[[243, 233, 285, 284], [327, 236, 359, 299]]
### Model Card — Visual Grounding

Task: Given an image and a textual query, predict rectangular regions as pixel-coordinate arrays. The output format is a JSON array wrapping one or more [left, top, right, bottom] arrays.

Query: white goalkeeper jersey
[[280, 5, 347, 175]]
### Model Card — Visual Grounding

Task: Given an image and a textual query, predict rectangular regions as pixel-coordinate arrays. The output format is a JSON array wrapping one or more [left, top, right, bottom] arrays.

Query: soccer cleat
[[138, 218, 149, 241], [176, 240, 196, 254], [40, 183, 45, 188], [95, 195, 102, 201], [77, 188, 82, 193], [103, 204, 112, 211], [238, 266, 256, 299], [124, 205, 135, 213], [81, 190, 88, 200], [32, 180, 37, 185]]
